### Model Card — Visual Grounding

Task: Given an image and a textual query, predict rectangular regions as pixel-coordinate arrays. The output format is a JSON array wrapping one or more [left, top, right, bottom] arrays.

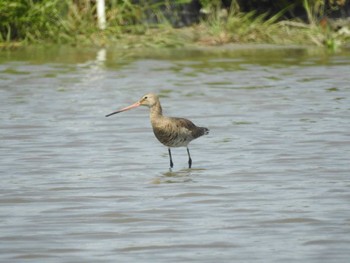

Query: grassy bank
[[1, 0, 350, 50]]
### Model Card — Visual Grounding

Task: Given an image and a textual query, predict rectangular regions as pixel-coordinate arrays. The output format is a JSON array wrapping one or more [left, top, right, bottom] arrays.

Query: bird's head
[[105, 93, 159, 117], [139, 93, 159, 108]]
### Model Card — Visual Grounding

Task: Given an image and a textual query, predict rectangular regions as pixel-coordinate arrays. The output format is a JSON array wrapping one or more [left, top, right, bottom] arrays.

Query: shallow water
[[1, 46, 350, 262]]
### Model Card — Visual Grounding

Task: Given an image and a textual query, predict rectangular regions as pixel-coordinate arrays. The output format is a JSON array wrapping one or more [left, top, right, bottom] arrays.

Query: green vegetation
[[198, 0, 350, 50], [1, 0, 349, 50]]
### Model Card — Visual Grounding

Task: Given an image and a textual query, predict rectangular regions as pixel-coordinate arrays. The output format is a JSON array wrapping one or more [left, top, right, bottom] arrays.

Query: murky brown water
[[1, 46, 350, 262]]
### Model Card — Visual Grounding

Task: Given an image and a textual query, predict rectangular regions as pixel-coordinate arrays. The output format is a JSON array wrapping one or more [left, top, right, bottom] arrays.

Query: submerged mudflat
[[1, 46, 350, 262]]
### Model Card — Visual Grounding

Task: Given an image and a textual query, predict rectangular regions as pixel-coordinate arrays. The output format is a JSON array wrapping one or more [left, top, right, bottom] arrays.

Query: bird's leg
[[187, 147, 192, 169], [168, 148, 174, 169]]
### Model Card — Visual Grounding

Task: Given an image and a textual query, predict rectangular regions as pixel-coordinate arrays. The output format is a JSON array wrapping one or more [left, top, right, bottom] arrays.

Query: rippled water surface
[[1, 46, 350, 262]]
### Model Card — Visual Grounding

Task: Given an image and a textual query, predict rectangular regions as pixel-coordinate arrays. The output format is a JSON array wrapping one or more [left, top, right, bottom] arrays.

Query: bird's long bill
[[105, 101, 141, 117]]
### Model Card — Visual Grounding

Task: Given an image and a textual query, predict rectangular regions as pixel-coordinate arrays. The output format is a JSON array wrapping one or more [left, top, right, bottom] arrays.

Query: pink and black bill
[[105, 101, 141, 117]]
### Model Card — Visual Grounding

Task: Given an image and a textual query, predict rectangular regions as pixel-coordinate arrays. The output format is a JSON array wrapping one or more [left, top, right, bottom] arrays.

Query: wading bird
[[106, 93, 209, 169]]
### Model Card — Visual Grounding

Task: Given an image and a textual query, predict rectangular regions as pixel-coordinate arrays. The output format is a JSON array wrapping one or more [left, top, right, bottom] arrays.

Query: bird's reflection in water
[[151, 168, 206, 184]]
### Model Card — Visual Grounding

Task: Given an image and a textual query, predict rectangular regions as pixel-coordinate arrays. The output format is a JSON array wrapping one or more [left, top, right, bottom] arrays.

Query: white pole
[[96, 0, 106, 30]]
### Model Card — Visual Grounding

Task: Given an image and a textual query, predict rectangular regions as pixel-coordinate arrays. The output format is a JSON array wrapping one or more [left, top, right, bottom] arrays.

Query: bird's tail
[[202, 127, 209, 135]]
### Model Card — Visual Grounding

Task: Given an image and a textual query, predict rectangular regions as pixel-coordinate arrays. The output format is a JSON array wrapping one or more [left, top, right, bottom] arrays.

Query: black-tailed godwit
[[106, 93, 209, 169]]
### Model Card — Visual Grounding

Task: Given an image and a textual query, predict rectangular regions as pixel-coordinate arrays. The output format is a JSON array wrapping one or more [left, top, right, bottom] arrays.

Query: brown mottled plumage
[[106, 93, 209, 168]]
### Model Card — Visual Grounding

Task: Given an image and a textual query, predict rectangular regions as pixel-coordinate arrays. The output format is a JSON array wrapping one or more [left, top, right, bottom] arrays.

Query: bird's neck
[[149, 102, 163, 119]]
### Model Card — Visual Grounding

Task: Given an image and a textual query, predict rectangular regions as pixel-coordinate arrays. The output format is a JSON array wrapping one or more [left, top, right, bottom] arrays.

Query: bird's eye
[[144, 96, 148, 99]]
